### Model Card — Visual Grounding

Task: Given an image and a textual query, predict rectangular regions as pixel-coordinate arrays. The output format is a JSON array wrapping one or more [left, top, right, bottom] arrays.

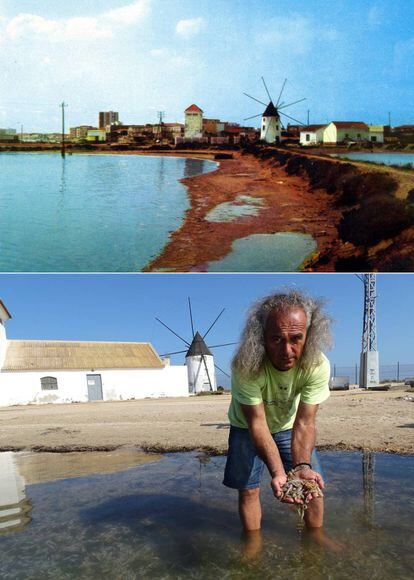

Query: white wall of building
[[0, 365, 188, 407], [300, 129, 324, 146], [185, 112, 203, 138], [323, 123, 370, 144], [186, 354, 216, 394], [0, 321, 7, 370], [261, 116, 281, 143]]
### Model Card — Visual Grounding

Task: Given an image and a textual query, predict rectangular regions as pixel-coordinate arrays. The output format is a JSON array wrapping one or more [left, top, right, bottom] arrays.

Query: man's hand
[[295, 468, 324, 502], [270, 473, 288, 499]]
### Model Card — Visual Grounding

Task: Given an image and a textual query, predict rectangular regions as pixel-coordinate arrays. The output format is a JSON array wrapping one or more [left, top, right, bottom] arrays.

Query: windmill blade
[[276, 78, 287, 107], [214, 362, 230, 378], [244, 113, 263, 121], [203, 308, 225, 339], [279, 98, 307, 111], [243, 92, 267, 107], [261, 76, 273, 103], [201, 353, 214, 391], [188, 297, 195, 338], [159, 349, 188, 357], [279, 111, 306, 126], [155, 317, 190, 346], [208, 342, 238, 349]]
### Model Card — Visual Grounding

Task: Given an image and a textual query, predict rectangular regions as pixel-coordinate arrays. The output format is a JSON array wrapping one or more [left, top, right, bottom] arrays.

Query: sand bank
[[0, 387, 412, 455]]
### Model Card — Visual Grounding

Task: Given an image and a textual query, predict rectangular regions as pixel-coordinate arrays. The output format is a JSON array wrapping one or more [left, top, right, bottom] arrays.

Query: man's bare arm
[[241, 403, 288, 498], [292, 401, 324, 488]]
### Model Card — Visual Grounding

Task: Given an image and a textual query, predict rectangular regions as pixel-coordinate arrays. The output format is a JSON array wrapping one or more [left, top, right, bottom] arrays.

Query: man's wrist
[[292, 462, 312, 473]]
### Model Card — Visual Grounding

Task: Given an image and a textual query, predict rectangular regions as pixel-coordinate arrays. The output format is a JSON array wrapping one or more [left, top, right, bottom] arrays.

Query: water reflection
[[0, 450, 412, 579], [0, 453, 32, 535], [362, 451, 375, 527]]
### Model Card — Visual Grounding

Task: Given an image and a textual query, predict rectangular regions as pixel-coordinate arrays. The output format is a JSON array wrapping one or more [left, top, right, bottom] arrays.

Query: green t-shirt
[[228, 353, 330, 433]]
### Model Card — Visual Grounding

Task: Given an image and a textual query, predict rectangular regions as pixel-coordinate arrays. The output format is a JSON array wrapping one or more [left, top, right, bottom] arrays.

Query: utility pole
[[388, 111, 391, 129], [60, 101, 68, 158], [307, 109, 310, 126], [357, 274, 379, 388]]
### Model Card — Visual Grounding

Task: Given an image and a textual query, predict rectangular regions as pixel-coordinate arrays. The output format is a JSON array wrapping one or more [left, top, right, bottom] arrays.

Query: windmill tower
[[358, 274, 379, 388], [185, 332, 216, 394], [156, 299, 236, 394], [244, 78, 306, 144]]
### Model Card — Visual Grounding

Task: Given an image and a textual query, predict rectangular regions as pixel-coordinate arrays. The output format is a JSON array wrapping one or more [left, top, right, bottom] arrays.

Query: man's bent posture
[[223, 290, 332, 532]]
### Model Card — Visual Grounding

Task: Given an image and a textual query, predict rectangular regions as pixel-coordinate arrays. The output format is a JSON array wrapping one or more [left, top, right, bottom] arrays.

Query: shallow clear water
[[0, 153, 216, 272], [331, 152, 414, 167], [208, 232, 316, 272], [1, 449, 412, 579], [205, 195, 264, 222]]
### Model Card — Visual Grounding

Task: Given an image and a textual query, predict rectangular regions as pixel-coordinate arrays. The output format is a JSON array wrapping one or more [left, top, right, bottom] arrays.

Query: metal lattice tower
[[359, 274, 379, 388], [361, 274, 377, 353]]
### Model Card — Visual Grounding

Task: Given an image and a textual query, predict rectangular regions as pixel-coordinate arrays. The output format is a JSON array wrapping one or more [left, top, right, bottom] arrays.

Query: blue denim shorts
[[223, 425, 324, 490]]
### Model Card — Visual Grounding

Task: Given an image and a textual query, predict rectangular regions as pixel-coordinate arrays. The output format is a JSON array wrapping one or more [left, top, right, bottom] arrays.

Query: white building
[[368, 125, 385, 143], [261, 102, 281, 144], [184, 104, 203, 138], [0, 300, 188, 407], [322, 121, 370, 144], [86, 129, 106, 142], [300, 124, 326, 146], [185, 332, 217, 394]]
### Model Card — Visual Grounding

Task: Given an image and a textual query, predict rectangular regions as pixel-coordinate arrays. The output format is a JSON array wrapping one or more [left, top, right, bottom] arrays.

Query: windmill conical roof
[[263, 102, 279, 117], [186, 332, 212, 357]]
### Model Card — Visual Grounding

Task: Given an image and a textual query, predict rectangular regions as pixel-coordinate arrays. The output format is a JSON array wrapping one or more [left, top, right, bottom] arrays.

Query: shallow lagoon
[[0, 153, 216, 272], [331, 152, 414, 168], [208, 233, 317, 272], [0, 449, 412, 579]]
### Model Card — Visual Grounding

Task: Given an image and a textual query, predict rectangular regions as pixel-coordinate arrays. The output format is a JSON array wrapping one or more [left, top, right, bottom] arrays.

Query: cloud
[[150, 48, 165, 57], [103, 0, 150, 25], [175, 17, 203, 39], [4, 1, 150, 42]]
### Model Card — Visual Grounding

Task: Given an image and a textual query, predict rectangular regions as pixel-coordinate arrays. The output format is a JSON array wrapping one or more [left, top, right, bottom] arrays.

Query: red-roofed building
[[323, 121, 370, 144], [185, 104, 203, 138]]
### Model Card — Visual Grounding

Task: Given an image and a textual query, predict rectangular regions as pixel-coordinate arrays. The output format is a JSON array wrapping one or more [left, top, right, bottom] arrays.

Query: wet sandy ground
[[146, 152, 341, 271], [0, 388, 412, 454]]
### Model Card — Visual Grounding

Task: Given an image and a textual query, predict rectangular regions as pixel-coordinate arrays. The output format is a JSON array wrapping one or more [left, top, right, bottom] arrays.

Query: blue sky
[[0, 0, 412, 132], [1, 273, 412, 384]]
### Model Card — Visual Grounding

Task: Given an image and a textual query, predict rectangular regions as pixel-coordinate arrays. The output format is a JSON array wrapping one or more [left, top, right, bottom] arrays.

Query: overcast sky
[[0, 0, 412, 131], [1, 273, 412, 384]]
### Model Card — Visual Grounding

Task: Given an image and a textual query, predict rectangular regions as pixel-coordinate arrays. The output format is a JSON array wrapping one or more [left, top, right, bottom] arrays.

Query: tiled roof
[[332, 121, 369, 130], [185, 104, 203, 113], [302, 124, 326, 132], [2, 340, 164, 371]]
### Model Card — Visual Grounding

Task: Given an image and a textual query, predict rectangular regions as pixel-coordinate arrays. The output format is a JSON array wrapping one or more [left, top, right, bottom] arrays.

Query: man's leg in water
[[239, 487, 261, 531]]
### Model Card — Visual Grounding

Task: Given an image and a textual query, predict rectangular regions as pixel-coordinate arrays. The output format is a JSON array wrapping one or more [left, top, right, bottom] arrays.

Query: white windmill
[[244, 77, 306, 144], [156, 299, 236, 394]]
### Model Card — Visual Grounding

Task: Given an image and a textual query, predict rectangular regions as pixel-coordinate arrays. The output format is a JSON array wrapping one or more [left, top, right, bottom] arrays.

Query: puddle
[[205, 195, 265, 223], [0, 450, 413, 578], [208, 232, 317, 272]]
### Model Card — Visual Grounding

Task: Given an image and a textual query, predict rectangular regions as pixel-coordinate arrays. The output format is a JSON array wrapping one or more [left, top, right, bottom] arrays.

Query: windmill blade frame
[[155, 317, 190, 346], [203, 308, 225, 339], [243, 92, 267, 107], [188, 297, 195, 338], [279, 111, 306, 126], [276, 78, 287, 107], [214, 362, 230, 378], [261, 76, 273, 103], [244, 113, 263, 121], [201, 352, 214, 391], [279, 98, 307, 111]]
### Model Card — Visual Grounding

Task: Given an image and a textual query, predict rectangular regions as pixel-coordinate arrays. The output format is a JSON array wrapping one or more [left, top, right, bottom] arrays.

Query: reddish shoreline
[[146, 151, 342, 272]]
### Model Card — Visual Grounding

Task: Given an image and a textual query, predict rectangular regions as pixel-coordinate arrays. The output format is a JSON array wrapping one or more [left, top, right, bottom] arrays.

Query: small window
[[41, 376, 58, 390], [306, 134, 310, 141], [262, 125, 266, 131]]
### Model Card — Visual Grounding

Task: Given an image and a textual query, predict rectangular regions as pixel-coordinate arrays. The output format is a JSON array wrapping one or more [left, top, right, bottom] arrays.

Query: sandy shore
[[146, 151, 341, 271], [0, 387, 412, 455]]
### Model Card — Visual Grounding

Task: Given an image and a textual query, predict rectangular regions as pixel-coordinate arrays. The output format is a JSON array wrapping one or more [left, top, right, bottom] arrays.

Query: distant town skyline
[[0, 0, 412, 132]]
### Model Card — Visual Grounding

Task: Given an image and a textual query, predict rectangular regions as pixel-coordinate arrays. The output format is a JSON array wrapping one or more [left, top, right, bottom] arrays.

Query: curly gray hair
[[232, 289, 333, 378]]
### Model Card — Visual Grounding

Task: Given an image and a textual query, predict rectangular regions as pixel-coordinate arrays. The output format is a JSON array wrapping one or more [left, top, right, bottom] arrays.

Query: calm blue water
[[1, 450, 412, 579], [331, 152, 414, 167], [0, 153, 216, 272], [208, 233, 317, 272]]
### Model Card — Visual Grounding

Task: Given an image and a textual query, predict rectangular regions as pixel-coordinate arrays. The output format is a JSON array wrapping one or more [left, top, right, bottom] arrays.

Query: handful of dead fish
[[279, 472, 323, 519]]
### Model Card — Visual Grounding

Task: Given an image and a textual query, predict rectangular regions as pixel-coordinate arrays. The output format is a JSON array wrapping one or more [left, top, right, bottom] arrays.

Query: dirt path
[[146, 152, 341, 272], [1, 388, 412, 454]]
